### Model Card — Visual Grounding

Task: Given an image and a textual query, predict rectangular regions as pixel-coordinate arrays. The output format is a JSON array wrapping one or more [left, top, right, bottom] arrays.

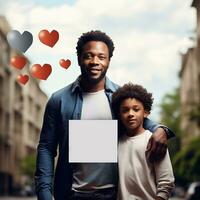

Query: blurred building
[[180, 0, 200, 145], [0, 16, 47, 195]]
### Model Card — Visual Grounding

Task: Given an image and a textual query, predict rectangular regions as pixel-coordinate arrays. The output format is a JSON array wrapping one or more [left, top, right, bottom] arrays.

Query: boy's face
[[119, 98, 149, 133], [78, 41, 110, 84]]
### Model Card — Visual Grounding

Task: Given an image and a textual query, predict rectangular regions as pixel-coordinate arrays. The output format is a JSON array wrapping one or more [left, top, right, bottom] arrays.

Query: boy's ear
[[144, 110, 150, 118]]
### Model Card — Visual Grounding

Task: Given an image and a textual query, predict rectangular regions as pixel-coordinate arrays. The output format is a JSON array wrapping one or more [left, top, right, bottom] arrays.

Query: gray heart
[[7, 30, 33, 53]]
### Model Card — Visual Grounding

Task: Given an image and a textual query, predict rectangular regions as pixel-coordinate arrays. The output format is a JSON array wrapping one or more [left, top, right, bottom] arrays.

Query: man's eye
[[133, 108, 139, 112], [99, 56, 106, 60], [84, 55, 92, 59]]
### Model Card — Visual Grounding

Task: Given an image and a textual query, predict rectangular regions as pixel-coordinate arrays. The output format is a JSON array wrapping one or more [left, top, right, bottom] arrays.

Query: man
[[35, 30, 175, 200]]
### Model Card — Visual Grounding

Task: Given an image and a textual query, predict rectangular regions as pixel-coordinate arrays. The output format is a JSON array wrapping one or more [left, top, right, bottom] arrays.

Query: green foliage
[[160, 88, 200, 187], [189, 104, 200, 127], [20, 154, 36, 179], [173, 136, 200, 184], [160, 88, 181, 157]]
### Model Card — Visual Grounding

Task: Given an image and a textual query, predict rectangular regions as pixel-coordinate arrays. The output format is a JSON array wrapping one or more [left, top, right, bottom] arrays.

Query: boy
[[112, 83, 175, 200]]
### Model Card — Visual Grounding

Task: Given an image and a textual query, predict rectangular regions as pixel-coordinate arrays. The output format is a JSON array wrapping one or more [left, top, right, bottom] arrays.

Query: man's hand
[[146, 128, 167, 163], [155, 196, 165, 200]]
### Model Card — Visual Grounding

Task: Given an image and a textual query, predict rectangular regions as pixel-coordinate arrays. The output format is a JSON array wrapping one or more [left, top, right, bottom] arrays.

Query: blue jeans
[[71, 187, 117, 200]]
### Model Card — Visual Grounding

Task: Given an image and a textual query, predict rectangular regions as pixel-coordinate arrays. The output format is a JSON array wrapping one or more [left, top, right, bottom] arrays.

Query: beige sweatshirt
[[118, 130, 175, 200]]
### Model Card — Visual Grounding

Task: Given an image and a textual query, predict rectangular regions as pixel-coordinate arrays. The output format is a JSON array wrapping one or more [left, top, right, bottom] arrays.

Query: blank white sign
[[69, 120, 117, 163]]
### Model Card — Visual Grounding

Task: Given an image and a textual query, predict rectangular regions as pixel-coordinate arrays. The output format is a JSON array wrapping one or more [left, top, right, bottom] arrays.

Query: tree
[[160, 88, 200, 187], [160, 87, 181, 157], [20, 154, 36, 181], [189, 104, 200, 127], [173, 136, 200, 183]]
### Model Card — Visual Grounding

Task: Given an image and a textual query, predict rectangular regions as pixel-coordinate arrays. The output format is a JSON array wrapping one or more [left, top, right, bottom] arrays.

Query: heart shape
[[30, 64, 52, 80], [17, 74, 29, 85], [7, 30, 33, 53], [38, 30, 59, 47], [10, 56, 27, 70], [59, 59, 71, 69]]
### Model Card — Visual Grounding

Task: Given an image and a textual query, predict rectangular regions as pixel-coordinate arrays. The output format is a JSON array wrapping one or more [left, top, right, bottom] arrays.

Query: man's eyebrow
[[83, 52, 92, 54], [83, 52, 107, 56]]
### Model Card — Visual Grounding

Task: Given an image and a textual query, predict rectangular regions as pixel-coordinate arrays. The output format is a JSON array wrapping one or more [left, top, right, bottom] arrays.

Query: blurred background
[[0, 0, 199, 199]]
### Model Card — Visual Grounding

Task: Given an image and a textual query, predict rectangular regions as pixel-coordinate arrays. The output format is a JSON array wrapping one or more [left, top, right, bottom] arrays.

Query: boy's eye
[[121, 108, 129, 113], [133, 108, 140, 112]]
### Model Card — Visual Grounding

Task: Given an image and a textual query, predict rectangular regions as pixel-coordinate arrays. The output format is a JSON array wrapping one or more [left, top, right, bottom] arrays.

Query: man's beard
[[80, 67, 108, 84]]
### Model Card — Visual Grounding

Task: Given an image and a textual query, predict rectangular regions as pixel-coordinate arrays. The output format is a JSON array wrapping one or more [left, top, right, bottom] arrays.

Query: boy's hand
[[146, 128, 167, 163]]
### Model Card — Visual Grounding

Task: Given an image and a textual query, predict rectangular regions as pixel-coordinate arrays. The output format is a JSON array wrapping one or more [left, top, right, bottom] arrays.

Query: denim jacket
[[35, 76, 175, 200]]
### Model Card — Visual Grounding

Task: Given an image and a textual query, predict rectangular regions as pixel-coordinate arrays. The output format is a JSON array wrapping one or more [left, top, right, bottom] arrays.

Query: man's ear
[[144, 110, 150, 118]]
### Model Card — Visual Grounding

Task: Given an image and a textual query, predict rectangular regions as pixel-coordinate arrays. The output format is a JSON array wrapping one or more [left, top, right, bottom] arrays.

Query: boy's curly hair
[[111, 83, 154, 119], [76, 30, 115, 59]]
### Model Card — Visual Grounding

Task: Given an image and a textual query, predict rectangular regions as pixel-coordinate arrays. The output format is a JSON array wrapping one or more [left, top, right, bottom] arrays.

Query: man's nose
[[90, 56, 99, 65]]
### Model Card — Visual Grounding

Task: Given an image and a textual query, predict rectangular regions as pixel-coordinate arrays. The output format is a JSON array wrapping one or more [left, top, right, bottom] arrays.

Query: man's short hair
[[111, 83, 154, 119], [76, 30, 115, 59]]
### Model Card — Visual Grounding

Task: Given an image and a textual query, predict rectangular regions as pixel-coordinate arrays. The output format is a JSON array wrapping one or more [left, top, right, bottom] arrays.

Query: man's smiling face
[[78, 41, 110, 84]]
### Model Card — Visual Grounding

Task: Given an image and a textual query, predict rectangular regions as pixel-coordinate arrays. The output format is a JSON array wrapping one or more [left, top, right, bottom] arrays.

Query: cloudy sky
[[0, 0, 196, 120]]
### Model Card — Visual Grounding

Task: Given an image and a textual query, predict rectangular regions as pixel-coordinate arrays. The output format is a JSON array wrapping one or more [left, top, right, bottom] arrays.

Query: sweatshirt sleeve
[[143, 118, 175, 139], [154, 149, 175, 200]]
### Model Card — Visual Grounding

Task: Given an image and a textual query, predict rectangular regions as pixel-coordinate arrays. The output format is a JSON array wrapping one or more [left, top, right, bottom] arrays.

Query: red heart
[[17, 74, 29, 85], [30, 64, 52, 80], [59, 59, 71, 69], [38, 30, 59, 47], [10, 56, 27, 69]]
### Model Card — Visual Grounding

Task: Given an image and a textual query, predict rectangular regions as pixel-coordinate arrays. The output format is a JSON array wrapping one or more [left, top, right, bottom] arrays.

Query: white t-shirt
[[72, 89, 117, 191], [118, 130, 175, 200], [81, 89, 112, 119]]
